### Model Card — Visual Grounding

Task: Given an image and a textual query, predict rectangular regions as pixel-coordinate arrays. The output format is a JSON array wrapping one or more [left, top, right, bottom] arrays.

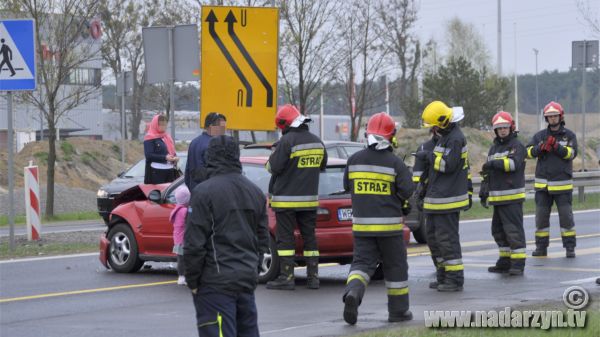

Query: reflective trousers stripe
[[511, 253, 527, 259], [424, 199, 469, 211], [303, 250, 320, 257], [561, 231, 576, 237], [445, 264, 464, 272], [347, 273, 369, 286], [352, 224, 403, 232], [278, 250, 295, 256], [387, 287, 409, 296], [535, 231, 550, 237], [198, 312, 224, 337], [548, 184, 573, 192], [488, 193, 526, 202]]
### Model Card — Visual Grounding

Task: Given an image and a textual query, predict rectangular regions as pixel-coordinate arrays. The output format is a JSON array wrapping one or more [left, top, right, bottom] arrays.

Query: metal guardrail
[[470, 171, 600, 202]]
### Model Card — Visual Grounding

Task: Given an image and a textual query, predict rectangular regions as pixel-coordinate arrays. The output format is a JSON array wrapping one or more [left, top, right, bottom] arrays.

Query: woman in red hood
[[143, 114, 179, 184]]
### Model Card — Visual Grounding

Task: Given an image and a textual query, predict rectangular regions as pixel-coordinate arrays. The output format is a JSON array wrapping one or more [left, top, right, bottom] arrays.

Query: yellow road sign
[[200, 6, 279, 131]]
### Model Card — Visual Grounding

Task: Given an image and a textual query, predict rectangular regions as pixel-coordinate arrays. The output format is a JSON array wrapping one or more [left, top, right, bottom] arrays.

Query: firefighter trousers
[[491, 203, 526, 270], [534, 191, 576, 249], [275, 210, 319, 259], [425, 212, 463, 286], [344, 235, 409, 315]]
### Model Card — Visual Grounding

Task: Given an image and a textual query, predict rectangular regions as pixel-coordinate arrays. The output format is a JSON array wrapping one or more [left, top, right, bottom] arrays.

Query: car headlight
[[97, 189, 109, 198]]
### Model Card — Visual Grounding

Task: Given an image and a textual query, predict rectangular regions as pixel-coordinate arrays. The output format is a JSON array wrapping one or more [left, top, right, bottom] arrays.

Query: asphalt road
[[1, 210, 599, 337]]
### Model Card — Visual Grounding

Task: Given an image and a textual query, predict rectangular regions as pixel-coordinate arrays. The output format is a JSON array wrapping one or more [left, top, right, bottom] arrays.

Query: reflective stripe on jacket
[[485, 133, 526, 205], [344, 147, 414, 237], [526, 125, 577, 194]]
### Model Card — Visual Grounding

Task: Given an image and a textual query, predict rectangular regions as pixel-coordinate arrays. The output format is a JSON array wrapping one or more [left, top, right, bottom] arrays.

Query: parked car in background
[[96, 152, 187, 224], [98, 156, 412, 282], [241, 140, 365, 159]]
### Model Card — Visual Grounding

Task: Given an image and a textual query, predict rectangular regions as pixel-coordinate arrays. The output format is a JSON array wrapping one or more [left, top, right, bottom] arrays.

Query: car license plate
[[338, 208, 353, 221]]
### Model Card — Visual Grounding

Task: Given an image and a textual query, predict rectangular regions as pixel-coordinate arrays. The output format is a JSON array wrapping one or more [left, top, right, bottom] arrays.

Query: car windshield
[[240, 148, 272, 157], [123, 156, 188, 178], [242, 163, 345, 196]]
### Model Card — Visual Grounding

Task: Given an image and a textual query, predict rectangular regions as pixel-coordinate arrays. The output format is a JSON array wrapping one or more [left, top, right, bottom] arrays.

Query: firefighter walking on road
[[415, 101, 470, 292], [480, 112, 527, 275], [342, 112, 414, 325], [526, 101, 578, 258], [266, 104, 327, 290]]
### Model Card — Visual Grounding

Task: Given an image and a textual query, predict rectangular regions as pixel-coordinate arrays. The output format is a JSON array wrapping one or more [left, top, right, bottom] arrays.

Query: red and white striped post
[[24, 161, 41, 240]]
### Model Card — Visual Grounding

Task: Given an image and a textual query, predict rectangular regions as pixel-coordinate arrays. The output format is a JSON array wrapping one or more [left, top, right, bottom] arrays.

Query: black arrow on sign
[[225, 10, 274, 108], [206, 10, 252, 107]]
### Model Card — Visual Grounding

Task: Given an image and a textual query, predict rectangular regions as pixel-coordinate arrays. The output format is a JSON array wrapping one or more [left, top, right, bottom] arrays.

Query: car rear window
[[242, 163, 345, 196]]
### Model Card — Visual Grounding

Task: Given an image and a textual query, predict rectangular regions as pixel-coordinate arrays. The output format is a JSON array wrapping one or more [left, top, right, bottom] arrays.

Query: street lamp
[[533, 48, 540, 129]]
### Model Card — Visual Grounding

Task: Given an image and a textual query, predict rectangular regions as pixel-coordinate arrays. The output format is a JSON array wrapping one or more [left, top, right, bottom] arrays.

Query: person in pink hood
[[170, 185, 190, 285]]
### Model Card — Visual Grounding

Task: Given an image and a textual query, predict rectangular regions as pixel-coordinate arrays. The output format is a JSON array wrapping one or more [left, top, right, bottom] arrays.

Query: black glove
[[466, 194, 472, 210], [401, 200, 412, 216], [415, 150, 430, 163], [416, 197, 424, 211], [257, 253, 264, 274], [481, 161, 492, 172], [480, 196, 489, 209]]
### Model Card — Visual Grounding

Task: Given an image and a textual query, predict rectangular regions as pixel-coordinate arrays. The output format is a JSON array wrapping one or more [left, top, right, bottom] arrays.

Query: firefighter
[[415, 101, 469, 292], [342, 112, 414, 325], [266, 104, 327, 290], [526, 101, 578, 258], [480, 111, 527, 275]]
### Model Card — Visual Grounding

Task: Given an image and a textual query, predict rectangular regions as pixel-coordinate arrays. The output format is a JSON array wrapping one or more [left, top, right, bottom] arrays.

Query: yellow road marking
[[464, 263, 600, 273], [0, 280, 176, 304]]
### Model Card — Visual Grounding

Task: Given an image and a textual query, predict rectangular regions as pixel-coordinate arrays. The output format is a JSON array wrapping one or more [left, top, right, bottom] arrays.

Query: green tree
[[421, 57, 510, 128]]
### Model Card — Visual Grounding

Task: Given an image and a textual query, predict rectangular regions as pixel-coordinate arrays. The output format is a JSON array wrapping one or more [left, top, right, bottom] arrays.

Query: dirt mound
[[0, 138, 146, 191]]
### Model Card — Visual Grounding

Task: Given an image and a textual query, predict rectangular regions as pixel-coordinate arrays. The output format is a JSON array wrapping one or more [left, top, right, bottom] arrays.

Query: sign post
[[200, 6, 279, 131], [1, 19, 37, 251], [116, 71, 133, 167]]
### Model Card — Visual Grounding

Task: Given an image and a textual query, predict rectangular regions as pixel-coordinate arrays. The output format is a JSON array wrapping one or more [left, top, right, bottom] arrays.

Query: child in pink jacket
[[169, 185, 190, 285]]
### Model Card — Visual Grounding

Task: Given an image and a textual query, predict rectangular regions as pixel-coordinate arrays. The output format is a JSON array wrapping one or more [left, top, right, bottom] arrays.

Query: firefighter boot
[[343, 279, 366, 325], [531, 246, 547, 257], [509, 257, 525, 276], [388, 293, 412, 322], [429, 265, 445, 289], [437, 269, 463, 292], [488, 257, 510, 274], [266, 258, 295, 290], [566, 247, 576, 258], [306, 257, 320, 289]]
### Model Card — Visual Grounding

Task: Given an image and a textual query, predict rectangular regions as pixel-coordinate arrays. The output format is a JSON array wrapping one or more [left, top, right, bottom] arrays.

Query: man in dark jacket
[[266, 104, 327, 290], [526, 101, 578, 258], [342, 112, 414, 325], [480, 111, 527, 275], [416, 101, 470, 292], [184, 112, 227, 192], [184, 135, 269, 337]]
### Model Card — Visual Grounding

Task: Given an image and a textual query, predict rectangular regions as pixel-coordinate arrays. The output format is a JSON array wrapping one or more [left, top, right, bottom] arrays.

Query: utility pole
[[581, 40, 587, 171], [497, 0, 502, 75], [533, 48, 540, 129], [514, 22, 518, 130]]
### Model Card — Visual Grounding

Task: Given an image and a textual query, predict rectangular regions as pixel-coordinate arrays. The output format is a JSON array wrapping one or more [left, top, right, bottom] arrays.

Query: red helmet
[[275, 104, 309, 130], [491, 111, 515, 132], [543, 101, 564, 120], [366, 112, 396, 139]]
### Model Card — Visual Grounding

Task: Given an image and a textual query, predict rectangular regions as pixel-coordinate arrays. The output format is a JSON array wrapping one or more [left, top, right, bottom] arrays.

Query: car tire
[[107, 223, 144, 273], [412, 211, 428, 244], [258, 235, 280, 283]]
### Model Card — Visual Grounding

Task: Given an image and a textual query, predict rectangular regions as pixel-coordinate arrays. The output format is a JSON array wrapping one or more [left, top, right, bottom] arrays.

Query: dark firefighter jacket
[[183, 136, 270, 294], [526, 124, 577, 194], [423, 123, 470, 213], [484, 132, 526, 205], [267, 125, 327, 211], [343, 146, 414, 237]]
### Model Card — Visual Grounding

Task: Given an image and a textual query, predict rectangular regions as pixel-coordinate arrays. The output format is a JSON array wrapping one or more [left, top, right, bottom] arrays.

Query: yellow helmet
[[422, 101, 453, 129]]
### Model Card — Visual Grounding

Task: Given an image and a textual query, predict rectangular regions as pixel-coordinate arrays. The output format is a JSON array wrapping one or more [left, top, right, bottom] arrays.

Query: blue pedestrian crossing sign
[[0, 19, 36, 91]]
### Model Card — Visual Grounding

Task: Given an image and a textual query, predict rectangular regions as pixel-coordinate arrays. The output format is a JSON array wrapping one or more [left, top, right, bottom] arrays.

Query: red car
[[99, 157, 410, 282]]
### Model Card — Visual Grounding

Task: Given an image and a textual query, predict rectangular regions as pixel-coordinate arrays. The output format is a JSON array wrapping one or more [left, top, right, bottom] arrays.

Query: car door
[[138, 180, 182, 255]]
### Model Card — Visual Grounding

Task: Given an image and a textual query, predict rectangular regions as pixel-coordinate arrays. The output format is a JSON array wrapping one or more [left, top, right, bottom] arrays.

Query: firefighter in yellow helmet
[[415, 101, 469, 292]]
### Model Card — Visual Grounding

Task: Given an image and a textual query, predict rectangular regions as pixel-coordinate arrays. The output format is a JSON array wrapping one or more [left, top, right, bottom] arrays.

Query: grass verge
[[349, 302, 600, 337], [0, 211, 101, 227], [461, 192, 600, 220], [0, 231, 101, 259]]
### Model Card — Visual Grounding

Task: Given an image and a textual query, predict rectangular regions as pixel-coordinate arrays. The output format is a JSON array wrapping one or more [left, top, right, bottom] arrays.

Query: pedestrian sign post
[[200, 6, 279, 131], [0, 19, 37, 91], [1, 18, 37, 253]]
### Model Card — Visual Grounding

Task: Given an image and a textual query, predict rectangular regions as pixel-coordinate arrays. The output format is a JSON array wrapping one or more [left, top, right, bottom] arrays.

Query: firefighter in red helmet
[[342, 112, 414, 325], [526, 101, 578, 258], [266, 104, 327, 290], [480, 111, 527, 275]]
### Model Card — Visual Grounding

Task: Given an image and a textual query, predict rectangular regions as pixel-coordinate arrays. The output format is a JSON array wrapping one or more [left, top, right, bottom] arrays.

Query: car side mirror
[[148, 190, 162, 203]]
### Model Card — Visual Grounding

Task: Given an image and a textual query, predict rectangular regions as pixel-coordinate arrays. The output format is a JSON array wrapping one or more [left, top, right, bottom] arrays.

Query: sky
[[415, 0, 599, 75]]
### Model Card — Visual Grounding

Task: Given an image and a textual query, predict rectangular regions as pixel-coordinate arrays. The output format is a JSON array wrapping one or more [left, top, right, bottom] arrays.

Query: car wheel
[[412, 211, 428, 244], [107, 223, 144, 273], [258, 235, 279, 283]]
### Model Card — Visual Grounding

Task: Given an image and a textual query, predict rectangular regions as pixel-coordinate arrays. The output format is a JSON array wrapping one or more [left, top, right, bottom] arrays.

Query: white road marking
[[460, 209, 600, 224], [262, 322, 330, 335], [560, 276, 600, 285], [0, 252, 97, 264]]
